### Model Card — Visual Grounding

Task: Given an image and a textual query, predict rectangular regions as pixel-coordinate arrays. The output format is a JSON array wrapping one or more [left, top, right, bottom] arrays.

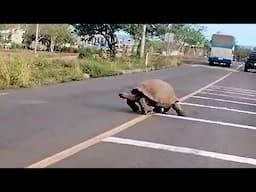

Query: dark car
[[244, 51, 256, 72]]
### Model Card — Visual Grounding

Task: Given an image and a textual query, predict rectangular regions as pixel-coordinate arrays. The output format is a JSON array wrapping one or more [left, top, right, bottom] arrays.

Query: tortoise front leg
[[126, 99, 140, 113], [172, 102, 185, 116], [119, 92, 137, 100]]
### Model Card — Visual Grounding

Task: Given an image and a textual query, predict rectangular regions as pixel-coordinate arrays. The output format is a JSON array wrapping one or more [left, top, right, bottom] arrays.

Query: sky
[[202, 24, 256, 47]]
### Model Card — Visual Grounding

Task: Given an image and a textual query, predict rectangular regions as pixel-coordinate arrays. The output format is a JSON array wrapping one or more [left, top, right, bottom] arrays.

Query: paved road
[[0, 61, 256, 168]]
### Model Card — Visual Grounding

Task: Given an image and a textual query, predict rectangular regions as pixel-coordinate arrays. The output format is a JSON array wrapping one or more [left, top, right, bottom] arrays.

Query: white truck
[[208, 34, 235, 67]]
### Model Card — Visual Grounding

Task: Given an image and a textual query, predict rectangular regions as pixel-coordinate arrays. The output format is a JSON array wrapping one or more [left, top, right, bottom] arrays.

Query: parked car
[[244, 51, 256, 72]]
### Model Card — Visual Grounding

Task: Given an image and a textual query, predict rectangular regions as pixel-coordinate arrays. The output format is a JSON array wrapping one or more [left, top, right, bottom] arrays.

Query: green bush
[[10, 43, 24, 49], [61, 47, 79, 53], [80, 60, 119, 78], [145, 41, 164, 53], [0, 54, 84, 89], [0, 54, 36, 88], [151, 55, 181, 69], [33, 58, 84, 84], [0, 50, 182, 90], [110, 57, 145, 71], [79, 47, 99, 58]]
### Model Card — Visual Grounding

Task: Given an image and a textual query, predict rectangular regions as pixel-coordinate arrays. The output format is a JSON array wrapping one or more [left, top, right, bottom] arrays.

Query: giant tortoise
[[119, 79, 184, 116]]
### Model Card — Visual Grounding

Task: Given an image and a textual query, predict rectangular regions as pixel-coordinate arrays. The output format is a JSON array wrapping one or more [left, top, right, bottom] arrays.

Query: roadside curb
[[118, 64, 182, 75]]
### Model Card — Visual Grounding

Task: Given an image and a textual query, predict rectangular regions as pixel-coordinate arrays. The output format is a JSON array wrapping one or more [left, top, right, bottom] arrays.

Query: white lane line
[[27, 115, 153, 168], [26, 72, 233, 168], [0, 92, 9, 96], [208, 86, 256, 95], [191, 65, 239, 72], [18, 100, 49, 104], [181, 102, 256, 115], [154, 113, 256, 131], [26, 115, 152, 168], [179, 72, 232, 102], [191, 96, 256, 107], [213, 85, 256, 94], [236, 64, 243, 70], [103, 137, 256, 166], [205, 88, 256, 97], [200, 92, 256, 101]]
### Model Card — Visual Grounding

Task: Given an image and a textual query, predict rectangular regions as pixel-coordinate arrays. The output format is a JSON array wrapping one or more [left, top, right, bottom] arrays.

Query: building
[[75, 30, 136, 53]]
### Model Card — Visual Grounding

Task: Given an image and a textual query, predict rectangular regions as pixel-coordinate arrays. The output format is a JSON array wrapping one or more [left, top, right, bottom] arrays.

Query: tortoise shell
[[132, 79, 179, 108]]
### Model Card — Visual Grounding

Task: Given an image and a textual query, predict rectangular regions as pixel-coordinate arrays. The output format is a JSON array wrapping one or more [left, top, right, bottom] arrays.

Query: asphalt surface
[[0, 61, 256, 168]]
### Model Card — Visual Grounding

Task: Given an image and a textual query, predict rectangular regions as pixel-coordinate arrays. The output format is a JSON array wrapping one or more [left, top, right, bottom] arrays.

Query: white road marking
[[191, 96, 256, 107], [191, 65, 239, 72], [154, 113, 256, 131], [181, 102, 256, 115], [205, 88, 256, 97], [103, 137, 256, 166], [179, 73, 232, 102], [208, 86, 256, 95], [26, 115, 152, 168], [212, 85, 256, 94], [236, 64, 243, 70], [200, 92, 256, 101], [0, 92, 9, 96], [18, 100, 48, 104], [26, 72, 233, 168]]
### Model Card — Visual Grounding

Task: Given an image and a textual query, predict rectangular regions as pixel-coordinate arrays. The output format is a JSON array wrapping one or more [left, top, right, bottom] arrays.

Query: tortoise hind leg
[[153, 106, 171, 114], [138, 97, 150, 115], [153, 106, 162, 113], [163, 107, 171, 113]]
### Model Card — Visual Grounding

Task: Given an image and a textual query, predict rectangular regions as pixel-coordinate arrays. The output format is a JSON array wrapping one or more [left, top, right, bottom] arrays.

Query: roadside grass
[[0, 49, 181, 90]]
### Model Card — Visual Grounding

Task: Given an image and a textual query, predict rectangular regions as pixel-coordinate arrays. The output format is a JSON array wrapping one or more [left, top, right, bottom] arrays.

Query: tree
[[0, 24, 29, 45], [185, 26, 206, 46], [72, 24, 123, 58], [168, 24, 207, 51], [40, 24, 74, 52], [23, 24, 74, 52], [0, 24, 28, 31], [146, 24, 169, 38], [203, 39, 211, 55], [234, 45, 251, 61], [121, 24, 168, 56], [22, 25, 37, 48], [120, 24, 141, 55]]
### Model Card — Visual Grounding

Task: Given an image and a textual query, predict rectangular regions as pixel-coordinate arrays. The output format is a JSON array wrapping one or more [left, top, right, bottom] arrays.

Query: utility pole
[[34, 24, 39, 54], [140, 24, 146, 58], [165, 24, 172, 56]]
